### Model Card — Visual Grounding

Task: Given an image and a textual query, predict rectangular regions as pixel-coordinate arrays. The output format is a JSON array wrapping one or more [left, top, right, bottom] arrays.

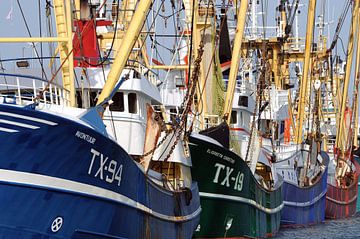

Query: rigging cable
[[45, 0, 58, 76], [0, 55, 9, 92], [280, 0, 300, 40], [16, 0, 48, 81], [328, 0, 351, 52], [186, 0, 197, 88], [38, 0, 44, 79]]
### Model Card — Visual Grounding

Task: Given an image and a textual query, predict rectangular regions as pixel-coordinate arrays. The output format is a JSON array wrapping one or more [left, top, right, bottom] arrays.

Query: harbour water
[[275, 214, 360, 239]]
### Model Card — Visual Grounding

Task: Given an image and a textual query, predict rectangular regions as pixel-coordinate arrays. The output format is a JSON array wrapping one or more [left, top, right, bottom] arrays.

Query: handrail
[[0, 73, 70, 106]]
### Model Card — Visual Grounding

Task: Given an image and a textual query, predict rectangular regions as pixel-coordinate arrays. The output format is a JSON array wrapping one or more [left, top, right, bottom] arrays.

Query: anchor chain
[[140, 41, 205, 161]]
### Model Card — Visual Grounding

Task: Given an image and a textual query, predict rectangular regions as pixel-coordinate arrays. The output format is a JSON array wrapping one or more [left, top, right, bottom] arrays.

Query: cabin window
[[230, 110, 237, 124], [110, 92, 124, 112], [280, 121, 285, 134], [128, 93, 138, 113], [76, 91, 83, 108], [133, 70, 141, 79], [175, 76, 185, 87], [238, 96, 248, 107]]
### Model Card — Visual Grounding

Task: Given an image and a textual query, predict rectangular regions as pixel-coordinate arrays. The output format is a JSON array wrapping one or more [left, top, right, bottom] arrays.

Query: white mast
[[250, 0, 257, 39]]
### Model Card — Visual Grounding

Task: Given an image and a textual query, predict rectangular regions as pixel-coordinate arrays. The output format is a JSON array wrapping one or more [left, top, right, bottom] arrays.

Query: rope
[[34, 48, 74, 103], [140, 0, 211, 161]]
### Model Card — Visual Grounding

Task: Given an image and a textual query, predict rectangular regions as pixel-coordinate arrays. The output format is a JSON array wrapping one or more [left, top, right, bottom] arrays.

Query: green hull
[[189, 135, 283, 238]]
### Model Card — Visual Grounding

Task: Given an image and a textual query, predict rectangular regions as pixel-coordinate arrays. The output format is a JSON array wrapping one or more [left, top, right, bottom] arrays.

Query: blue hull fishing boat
[[0, 0, 202, 237], [280, 152, 329, 226], [0, 103, 200, 238]]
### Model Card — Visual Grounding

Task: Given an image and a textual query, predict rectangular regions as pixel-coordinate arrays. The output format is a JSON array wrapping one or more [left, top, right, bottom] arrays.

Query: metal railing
[[0, 73, 71, 106]]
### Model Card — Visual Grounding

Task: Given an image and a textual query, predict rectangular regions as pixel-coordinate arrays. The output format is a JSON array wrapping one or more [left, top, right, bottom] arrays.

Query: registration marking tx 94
[[88, 148, 123, 186]]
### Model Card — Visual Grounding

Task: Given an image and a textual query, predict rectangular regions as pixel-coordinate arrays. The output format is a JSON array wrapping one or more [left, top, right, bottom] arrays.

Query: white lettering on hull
[[75, 131, 96, 144], [88, 148, 123, 186], [212, 162, 244, 191]]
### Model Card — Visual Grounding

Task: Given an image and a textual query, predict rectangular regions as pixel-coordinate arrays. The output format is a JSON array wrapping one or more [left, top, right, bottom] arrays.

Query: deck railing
[[0, 73, 71, 106]]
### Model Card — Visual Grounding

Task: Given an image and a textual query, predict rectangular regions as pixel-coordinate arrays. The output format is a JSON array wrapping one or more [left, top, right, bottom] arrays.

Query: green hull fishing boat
[[189, 129, 283, 238]]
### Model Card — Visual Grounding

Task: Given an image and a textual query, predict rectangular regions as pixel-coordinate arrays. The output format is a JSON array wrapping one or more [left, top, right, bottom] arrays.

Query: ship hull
[[189, 134, 283, 238], [0, 104, 200, 239], [280, 152, 329, 226], [357, 179, 360, 212], [325, 160, 359, 219]]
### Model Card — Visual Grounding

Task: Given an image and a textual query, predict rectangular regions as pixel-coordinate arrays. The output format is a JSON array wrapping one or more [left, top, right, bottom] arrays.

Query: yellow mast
[[353, 4, 360, 148], [294, 0, 316, 144], [223, 0, 248, 124], [335, 0, 359, 151], [97, 0, 153, 104], [53, 0, 75, 106], [74, 0, 80, 19]]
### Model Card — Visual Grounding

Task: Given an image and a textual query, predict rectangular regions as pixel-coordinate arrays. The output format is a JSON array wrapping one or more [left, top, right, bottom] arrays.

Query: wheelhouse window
[[230, 110, 237, 124], [128, 93, 138, 113], [110, 92, 124, 112], [238, 96, 248, 107]]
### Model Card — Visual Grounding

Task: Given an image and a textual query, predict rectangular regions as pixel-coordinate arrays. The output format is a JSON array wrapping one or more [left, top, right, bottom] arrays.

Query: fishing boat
[[186, 1, 285, 237], [265, 0, 331, 226], [273, 143, 329, 226], [0, 0, 201, 238], [323, 0, 360, 219], [225, 0, 331, 227], [188, 126, 283, 238]]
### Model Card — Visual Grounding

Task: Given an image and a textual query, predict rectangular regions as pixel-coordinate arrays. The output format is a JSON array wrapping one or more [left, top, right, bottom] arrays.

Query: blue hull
[[281, 152, 329, 226], [0, 104, 200, 238]]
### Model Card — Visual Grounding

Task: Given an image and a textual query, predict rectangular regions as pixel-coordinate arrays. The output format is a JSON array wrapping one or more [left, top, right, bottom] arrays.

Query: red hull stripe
[[230, 127, 250, 135]]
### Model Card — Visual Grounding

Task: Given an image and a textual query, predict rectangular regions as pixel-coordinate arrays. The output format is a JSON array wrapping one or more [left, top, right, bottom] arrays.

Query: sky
[[0, 0, 353, 58], [0, 0, 354, 74]]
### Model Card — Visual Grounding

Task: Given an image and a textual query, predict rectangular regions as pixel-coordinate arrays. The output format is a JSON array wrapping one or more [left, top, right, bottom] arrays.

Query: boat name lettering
[[213, 163, 244, 191], [75, 131, 96, 144], [88, 148, 123, 186], [206, 149, 235, 164]]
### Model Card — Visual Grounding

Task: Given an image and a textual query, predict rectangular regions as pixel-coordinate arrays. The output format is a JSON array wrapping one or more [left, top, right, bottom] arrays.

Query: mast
[[294, 0, 316, 144], [294, 5, 300, 50], [223, 0, 249, 124], [335, 0, 359, 151], [97, 0, 153, 104], [53, 0, 75, 106], [250, 0, 257, 39], [74, 0, 80, 19], [353, 4, 360, 148]]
